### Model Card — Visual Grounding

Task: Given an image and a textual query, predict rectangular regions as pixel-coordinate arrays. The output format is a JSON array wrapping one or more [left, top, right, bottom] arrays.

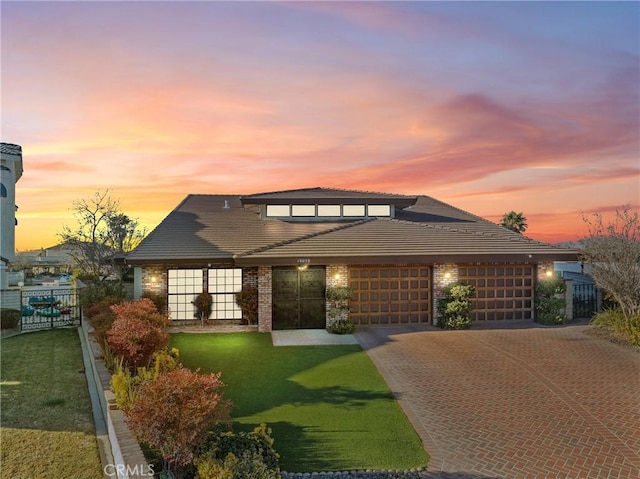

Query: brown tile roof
[[126, 190, 577, 265]]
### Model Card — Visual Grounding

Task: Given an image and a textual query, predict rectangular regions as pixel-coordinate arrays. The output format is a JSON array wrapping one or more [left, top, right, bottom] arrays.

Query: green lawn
[[0, 329, 103, 479], [171, 332, 427, 472]]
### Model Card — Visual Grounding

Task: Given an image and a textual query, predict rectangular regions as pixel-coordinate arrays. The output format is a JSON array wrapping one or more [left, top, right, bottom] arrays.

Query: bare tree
[[60, 190, 146, 281], [580, 207, 640, 319]]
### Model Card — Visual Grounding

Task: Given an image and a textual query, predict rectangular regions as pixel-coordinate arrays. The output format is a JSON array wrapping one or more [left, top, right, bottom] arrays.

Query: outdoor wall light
[[151, 276, 158, 283], [297, 264, 308, 271], [334, 273, 341, 280], [545, 270, 553, 278], [444, 271, 452, 280]]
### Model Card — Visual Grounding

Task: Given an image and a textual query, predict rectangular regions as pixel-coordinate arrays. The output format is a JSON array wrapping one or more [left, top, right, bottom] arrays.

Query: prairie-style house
[[126, 188, 577, 331]]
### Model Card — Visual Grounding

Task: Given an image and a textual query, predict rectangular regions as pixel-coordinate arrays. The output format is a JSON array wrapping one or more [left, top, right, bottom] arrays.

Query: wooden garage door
[[349, 265, 431, 325], [458, 264, 535, 320]]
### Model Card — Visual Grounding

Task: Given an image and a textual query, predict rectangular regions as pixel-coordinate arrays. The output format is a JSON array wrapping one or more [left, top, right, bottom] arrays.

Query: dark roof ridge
[[241, 186, 417, 199], [235, 218, 374, 257], [410, 194, 500, 225]]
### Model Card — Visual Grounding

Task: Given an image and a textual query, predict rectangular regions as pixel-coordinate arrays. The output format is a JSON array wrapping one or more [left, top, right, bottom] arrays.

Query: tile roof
[[126, 190, 577, 265]]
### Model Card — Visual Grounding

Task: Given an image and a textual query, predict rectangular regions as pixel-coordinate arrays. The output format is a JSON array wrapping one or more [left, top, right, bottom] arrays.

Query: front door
[[272, 266, 326, 330]]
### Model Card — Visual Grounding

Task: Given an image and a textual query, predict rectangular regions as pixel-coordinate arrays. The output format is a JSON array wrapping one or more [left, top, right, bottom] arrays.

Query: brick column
[[257, 266, 272, 332], [564, 279, 574, 320]]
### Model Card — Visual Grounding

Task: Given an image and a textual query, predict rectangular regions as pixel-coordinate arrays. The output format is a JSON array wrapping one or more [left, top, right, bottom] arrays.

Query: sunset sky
[[2, 1, 639, 252]]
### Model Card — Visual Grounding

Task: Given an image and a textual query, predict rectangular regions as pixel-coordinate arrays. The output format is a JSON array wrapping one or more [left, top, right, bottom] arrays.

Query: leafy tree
[[580, 207, 640, 320], [59, 190, 146, 281], [127, 367, 232, 471], [500, 211, 528, 234]]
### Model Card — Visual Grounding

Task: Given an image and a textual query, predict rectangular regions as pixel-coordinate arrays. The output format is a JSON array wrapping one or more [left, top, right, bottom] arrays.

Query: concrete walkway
[[355, 323, 640, 479], [272, 329, 358, 346]]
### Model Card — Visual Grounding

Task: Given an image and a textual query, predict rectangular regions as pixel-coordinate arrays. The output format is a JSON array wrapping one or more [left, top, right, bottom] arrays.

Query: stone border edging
[[79, 322, 151, 479], [281, 468, 435, 479]]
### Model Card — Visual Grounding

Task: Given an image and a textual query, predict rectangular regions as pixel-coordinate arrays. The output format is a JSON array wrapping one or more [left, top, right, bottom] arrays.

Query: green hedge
[[0, 309, 21, 330]]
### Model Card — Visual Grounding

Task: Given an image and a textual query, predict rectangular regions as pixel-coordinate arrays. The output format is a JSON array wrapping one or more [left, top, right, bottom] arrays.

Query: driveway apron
[[356, 324, 640, 479]]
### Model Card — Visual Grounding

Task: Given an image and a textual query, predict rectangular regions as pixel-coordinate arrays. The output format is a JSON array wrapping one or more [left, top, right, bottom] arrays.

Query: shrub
[[110, 297, 168, 328], [235, 287, 258, 325], [535, 277, 567, 325], [326, 286, 354, 334], [0, 309, 20, 330], [79, 281, 125, 309], [107, 317, 169, 369], [193, 292, 213, 325], [327, 318, 355, 334], [85, 296, 122, 320], [195, 424, 280, 479], [437, 282, 475, 329], [110, 348, 180, 411], [85, 297, 120, 346], [127, 367, 232, 469], [591, 308, 640, 346], [105, 298, 170, 369], [141, 291, 168, 315]]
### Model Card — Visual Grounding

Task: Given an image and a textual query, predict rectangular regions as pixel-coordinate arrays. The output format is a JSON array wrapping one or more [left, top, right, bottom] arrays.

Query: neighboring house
[[126, 187, 578, 331], [14, 244, 77, 278], [0, 143, 23, 290]]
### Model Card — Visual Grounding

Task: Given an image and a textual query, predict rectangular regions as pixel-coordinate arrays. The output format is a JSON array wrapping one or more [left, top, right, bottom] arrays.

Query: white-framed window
[[168, 269, 203, 321], [291, 204, 316, 217], [167, 268, 243, 321], [342, 204, 366, 216], [208, 268, 243, 319], [367, 204, 391, 217], [266, 205, 290, 217], [317, 204, 341, 217]]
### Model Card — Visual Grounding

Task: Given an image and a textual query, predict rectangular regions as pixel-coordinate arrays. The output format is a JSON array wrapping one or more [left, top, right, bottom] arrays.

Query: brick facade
[[141, 265, 167, 297], [433, 263, 458, 326], [326, 265, 349, 326]]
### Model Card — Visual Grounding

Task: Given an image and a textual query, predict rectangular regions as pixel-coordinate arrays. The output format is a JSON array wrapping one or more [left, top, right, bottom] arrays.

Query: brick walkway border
[[79, 323, 151, 479]]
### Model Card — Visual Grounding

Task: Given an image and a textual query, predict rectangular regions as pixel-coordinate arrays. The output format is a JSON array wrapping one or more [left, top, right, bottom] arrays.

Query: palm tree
[[501, 211, 528, 234]]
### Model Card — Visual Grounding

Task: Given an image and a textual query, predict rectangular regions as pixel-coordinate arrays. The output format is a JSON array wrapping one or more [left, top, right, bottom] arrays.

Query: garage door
[[349, 265, 431, 325], [458, 264, 535, 320]]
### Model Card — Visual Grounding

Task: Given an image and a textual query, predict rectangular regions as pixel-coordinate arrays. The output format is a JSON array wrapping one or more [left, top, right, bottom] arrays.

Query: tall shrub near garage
[[106, 298, 169, 369], [535, 276, 567, 325], [437, 282, 476, 329], [326, 286, 355, 334]]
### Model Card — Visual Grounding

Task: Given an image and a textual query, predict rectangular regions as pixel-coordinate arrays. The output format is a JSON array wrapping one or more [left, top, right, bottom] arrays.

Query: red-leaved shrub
[[127, 367, 232, 468], [106, 298, 170, 368], [107, 317, 169, 368], [110, 298, 168, 327]]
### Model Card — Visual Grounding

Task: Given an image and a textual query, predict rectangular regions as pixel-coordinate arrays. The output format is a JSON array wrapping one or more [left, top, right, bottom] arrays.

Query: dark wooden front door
[[273, 266, 326, 330]]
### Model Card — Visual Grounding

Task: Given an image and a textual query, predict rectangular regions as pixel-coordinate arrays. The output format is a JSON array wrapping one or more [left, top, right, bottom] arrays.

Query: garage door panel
[[458, 264, 535, 321], [349, 265, 431, 325]]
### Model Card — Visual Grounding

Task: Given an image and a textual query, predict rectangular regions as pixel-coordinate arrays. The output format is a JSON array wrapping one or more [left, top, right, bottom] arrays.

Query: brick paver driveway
[[356, 322, 640, 479]]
